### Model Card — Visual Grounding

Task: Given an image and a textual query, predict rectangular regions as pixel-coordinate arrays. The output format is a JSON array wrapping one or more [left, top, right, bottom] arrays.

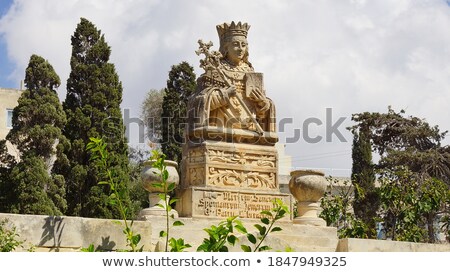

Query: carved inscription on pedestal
[[192, 189, 291, 220]]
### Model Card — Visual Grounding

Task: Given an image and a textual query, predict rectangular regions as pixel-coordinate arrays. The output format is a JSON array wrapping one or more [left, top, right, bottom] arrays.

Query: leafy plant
[[87, 137, 142, 252], [320, 177, 372, 239], [80, 244, 96, 252], [149, 150, 190, 252], [168, 238, 192, 252], [0, 219, 24, 252], [243, 199, 289, 252], [197, 199, 289, 252], [379, 167, 449, 242], [197, 216, 244, 252]]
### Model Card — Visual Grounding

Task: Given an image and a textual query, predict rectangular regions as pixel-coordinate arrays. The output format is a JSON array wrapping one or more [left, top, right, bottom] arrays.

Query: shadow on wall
[[39, 216, 117, 251], [40, 216, 65, 251], [97, 236, 116, 251]]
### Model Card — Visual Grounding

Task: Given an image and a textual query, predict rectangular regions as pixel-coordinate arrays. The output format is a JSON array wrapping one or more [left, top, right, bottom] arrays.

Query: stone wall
[[0, 213, 152, 252], [337, 238, 450, 252], [1, 212, 338, 252], [1, 213, 449, 252]]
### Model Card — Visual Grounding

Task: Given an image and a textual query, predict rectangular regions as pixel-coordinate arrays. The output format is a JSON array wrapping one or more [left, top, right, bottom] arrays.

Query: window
[[6, 109, 13, 128]]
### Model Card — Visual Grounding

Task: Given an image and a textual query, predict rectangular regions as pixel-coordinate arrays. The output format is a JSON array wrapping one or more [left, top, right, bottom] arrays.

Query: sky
[[0, 0, 449, 177]]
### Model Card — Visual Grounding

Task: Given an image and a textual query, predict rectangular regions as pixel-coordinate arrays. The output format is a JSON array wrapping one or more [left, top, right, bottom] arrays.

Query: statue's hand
[[249, 87, 270, 114], [249, 87, 266, 103], [225, 85, 236, 96]]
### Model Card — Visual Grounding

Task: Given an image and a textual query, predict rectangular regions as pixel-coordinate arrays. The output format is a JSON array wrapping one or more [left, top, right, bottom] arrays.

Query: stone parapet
[[1, 212, 336, 252], [0, 213, 152, 252], [3, 213, 449, 252], [337, 238, 450, 252]]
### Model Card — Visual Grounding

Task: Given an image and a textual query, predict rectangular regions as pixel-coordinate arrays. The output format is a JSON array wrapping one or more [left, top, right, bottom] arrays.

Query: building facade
[[0, 87, 22, 158]]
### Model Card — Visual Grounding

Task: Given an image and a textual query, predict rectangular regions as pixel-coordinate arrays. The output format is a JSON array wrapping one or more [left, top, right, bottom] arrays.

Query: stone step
[[277, 223, 338, 237], [152, 217, 339, 252], [294, 245, 338, 252], [272, 234, 338, 249]]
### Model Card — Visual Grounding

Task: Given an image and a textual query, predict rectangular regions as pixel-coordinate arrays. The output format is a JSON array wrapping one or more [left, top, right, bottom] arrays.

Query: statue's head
[[216, 21, 251, 66]]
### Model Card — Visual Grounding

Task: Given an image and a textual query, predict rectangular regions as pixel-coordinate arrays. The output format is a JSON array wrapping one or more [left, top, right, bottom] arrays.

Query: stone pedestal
[[294, 201, 324, 226], [181, 140, 278, 190], [139, 199, 179, 219], [138, 160, 179, 220], [177, 140, 292, 220], [289, 169, 327, 226]]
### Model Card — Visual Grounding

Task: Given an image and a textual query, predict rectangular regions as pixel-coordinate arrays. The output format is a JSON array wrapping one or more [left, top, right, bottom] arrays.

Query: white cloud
[[1, 0, 449, 176]]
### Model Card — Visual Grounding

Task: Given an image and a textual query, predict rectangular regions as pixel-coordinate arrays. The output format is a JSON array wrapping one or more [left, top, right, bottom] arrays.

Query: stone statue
[[177, 22, 291, 219], [187, 21, 277, 145]]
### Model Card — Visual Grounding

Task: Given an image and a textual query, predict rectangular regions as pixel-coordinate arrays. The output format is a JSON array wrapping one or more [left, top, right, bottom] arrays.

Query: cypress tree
[[57, 18, 131, 218], [5, 54, 67, 215], [351, 127, 378, 237], [161, 62, 196, 164], [0, 140, 16, 212], [141, 88, 165, 144]]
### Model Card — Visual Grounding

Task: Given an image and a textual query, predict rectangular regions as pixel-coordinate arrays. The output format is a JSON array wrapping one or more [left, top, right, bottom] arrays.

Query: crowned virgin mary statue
[[187, 21, 277, 145]]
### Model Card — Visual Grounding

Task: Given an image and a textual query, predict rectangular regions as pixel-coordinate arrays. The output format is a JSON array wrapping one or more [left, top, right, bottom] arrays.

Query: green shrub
[[0, 219, 24, 252]]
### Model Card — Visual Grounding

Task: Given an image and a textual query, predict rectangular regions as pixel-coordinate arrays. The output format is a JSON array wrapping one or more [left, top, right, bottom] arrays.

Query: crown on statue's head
[[216, 21, 250, 43]]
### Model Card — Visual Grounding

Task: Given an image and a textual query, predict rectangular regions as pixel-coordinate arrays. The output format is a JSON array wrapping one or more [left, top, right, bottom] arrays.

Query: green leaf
[[173, 221, 184, 226], [227, 235, 237, 245], [235, 224, 248, 234], [258, 245, 271, 252], [131, 234, 141, 245], [261, 217, 270, 225], [219, 246, 229, 252], [247, 233, 257, 244], [81, 244, 95, 252], [260, 210, 272, 217], [196, 244, 208, 252], [159, 230, 167, 237], [162, 169, 169, 181], [254, 224, 266, 236], [167, 182, 176, 192], [271, 227, 282, 232], [241, 245, 251, 252], [158, 193, 166, 201]]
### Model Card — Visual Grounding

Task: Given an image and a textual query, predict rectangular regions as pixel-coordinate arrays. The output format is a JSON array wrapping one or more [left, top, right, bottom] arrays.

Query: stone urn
[[138, 159, 179, 219], [289, 169, 327, 226]]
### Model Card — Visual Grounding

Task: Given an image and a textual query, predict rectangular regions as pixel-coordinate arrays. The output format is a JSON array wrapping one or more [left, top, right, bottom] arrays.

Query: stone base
[[293, 217, 326, 226], [293, 201, 325, 226], [181, 140, 279, 190], [176, 186, 292, 221], [138, 207, 179, 220]]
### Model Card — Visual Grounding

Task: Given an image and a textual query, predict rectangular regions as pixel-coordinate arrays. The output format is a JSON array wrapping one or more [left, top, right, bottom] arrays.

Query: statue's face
[[225, 35, 248, 65]]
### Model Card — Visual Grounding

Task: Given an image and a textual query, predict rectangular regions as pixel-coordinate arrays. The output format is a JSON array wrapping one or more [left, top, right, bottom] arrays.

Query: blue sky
[[0, 0, 11, 17], [0, 0, 13, 88], [1, 1, 449, 176]]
